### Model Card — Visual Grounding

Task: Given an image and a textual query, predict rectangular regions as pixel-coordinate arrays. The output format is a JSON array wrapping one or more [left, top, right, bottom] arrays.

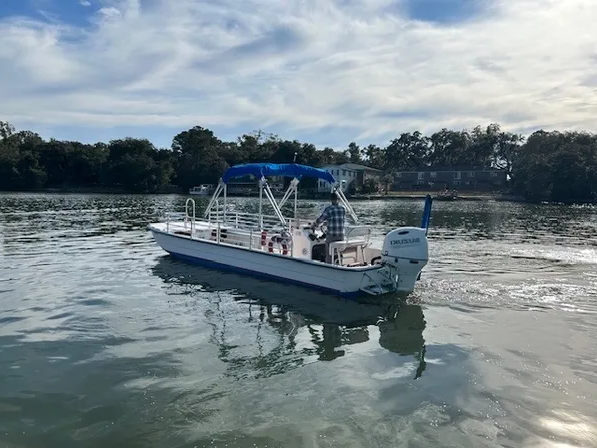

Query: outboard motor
[[381, 227, 429, 292]]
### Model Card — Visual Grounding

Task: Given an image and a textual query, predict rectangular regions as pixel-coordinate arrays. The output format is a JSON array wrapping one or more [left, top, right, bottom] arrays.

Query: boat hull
[[149, 225, 396, 298]]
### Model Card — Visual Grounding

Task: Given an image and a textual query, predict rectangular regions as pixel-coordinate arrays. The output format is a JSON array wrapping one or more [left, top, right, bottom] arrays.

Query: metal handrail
[[208, 210, 286, 231], [175, 199, 297, 255], [185, 198, 196, 235], [205, 217, 293, 255]]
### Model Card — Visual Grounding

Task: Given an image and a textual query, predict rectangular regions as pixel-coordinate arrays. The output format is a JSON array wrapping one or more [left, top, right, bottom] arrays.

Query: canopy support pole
[[259, 178, 263, 230], [278, 178, 299, 210], [334, 184, 359, 224], [223, 183, 227, 223], [261, 177, 287, 227], [294, 182, 298, 221], [203, 179, 225, 219]]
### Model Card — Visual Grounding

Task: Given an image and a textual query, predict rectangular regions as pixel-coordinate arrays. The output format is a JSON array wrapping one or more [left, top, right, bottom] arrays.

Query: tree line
[[1, 120, 596, 203]]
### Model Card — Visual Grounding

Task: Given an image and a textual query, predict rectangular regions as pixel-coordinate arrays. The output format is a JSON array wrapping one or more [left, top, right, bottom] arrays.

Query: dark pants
[[325, 234, 344, 264]]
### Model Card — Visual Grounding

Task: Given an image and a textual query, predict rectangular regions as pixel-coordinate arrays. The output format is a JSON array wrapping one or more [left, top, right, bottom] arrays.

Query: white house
[[317, 164, 359, 193]]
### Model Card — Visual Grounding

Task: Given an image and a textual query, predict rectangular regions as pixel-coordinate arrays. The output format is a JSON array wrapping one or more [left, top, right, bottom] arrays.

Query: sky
[[0, 0, 596, 150]]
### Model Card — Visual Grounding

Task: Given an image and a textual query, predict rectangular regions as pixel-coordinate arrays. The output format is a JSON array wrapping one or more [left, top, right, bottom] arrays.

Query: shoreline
[[2, 188, 592, 205], [0, 187, 526, 202], [348, 192, 527, 202]]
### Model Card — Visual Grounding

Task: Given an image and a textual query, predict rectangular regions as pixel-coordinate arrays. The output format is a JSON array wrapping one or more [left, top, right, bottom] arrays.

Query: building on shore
[[392, 166, 507, 191], [317, 163, 383, 193]]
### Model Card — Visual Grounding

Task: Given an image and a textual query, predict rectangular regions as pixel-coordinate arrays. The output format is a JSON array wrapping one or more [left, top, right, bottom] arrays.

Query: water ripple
[[1, 192, 597, 447]]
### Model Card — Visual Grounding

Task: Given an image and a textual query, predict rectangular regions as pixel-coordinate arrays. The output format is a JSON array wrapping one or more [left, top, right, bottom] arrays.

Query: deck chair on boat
[[328, 226, 372, 266]]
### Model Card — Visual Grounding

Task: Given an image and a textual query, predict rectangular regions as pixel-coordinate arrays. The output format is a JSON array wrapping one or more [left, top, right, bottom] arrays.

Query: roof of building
[[321, 164, 357, 171], [324, 163, 382, 172]]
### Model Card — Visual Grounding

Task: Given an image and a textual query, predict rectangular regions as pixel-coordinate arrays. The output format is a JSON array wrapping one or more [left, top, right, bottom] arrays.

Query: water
[[1, 193, 597, 447]]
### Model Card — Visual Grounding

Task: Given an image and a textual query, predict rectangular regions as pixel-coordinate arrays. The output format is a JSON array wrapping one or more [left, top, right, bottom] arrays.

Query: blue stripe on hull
[[165, 251, 363, 299]]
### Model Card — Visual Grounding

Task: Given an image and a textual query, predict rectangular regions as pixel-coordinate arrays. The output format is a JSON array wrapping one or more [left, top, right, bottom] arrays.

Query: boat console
[[287, 224, 374, 265]]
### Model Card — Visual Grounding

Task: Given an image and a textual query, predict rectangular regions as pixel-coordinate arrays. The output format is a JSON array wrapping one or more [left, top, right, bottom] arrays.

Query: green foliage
[[361, 178, 379, 194], [513, 130, 597, 203], [0, 120, 595, 203], [385, 131, 430, 170], [381, 173, 394, 194]]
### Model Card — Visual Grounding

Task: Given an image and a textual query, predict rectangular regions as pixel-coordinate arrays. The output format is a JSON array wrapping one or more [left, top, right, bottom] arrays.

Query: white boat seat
[[328, 239, 370, 265]]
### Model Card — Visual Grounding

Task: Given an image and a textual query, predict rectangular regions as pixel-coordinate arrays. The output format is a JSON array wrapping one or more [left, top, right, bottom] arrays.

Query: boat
[[189, 184, 215, 195], [148, 163, 433, 298], [436, 189, 459, 201]]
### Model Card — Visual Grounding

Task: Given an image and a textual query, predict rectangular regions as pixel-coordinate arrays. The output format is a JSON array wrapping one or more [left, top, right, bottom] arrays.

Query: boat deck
[[150, 220, 382, 269]]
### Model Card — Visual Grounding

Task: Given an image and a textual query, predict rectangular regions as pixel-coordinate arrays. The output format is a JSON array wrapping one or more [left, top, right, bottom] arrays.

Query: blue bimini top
[[221, 163, 336, 184]]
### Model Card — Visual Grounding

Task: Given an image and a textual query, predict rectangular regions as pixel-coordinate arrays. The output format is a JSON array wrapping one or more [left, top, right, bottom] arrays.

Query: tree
[[106, 138, 172, 192], [0, 122, 20, 189], [361, 178, 378, 194], [469, 124, 499, 168], [0, 121, 15, 140], [427, 129, 471, 167], [512, 130, 597, 203], [381, 173, 394, 194], [385, 131, 430, 171], [172, 126, 227, 189], [0, 120, 596, 204], [344, 142, 363, 164], [363, 144, 384, 170], [494, 130, 524, 180]]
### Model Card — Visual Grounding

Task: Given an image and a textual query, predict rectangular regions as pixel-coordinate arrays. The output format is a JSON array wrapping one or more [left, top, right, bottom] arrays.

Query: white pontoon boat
[[148, 163, 432, 298], [189, 184, 215, 195]]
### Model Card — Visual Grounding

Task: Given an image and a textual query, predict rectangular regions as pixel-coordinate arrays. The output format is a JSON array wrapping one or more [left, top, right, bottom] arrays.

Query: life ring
[[268, 234, 290, 255]]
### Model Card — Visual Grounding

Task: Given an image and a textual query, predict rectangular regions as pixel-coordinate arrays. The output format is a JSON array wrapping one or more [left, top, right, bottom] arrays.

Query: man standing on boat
[[311, 192, 346, 264]]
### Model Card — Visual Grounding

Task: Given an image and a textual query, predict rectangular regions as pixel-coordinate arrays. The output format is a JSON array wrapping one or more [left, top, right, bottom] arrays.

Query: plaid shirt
[[315, 204, 346, 238]]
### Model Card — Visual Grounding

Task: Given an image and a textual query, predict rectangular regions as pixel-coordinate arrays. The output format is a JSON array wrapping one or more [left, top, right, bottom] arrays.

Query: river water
[[1, 193, 596, 447]]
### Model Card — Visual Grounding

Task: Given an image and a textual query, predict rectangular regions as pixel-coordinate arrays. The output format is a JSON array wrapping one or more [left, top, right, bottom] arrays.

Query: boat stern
[[379, 226, 429, 293]]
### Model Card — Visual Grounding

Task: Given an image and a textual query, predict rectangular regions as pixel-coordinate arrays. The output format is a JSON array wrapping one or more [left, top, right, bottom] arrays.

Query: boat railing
[[184, 198, 196, 233], [205, 221, 294, 256], [165, 198, 196, 233], [207, 207, 288, 232]]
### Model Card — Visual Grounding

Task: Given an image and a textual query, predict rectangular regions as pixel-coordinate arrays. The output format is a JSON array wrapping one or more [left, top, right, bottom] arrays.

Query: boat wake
[[510, 247, 597, 266]]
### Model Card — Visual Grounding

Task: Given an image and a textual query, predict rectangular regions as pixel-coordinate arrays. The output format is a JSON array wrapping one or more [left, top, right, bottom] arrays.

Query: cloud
[[79, 0, 91, 6], [97, 6, 120, 19], [0, 0, 596, 148]]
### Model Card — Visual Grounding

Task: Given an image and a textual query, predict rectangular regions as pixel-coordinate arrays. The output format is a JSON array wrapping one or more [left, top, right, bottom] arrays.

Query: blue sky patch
[[0, 0, 94, 27], [400, 0, 487, 25]]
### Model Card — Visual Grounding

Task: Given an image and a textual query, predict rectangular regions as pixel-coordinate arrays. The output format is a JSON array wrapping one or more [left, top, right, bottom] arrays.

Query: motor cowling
[[381, 226, 429, 292], [382, 227, 429, 265]]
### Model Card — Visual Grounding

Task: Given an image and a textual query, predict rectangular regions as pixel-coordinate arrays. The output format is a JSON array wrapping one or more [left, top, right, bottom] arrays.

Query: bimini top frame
[[203, 163, 359, 230]]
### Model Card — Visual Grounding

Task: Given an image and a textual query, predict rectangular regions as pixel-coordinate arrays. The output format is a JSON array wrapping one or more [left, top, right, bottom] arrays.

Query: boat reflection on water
[[151, 256, 427, 378]]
